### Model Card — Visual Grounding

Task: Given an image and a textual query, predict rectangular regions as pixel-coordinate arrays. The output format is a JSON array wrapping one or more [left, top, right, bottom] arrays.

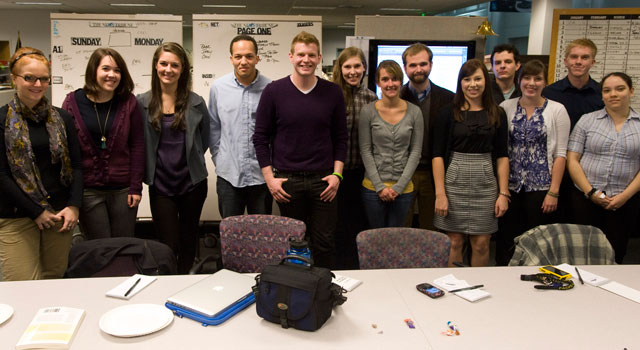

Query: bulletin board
[[548, 8, 640, 110]]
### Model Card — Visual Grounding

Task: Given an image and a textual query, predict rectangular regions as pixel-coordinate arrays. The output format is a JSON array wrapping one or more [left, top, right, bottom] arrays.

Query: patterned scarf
[[4, 94, 72, 211]]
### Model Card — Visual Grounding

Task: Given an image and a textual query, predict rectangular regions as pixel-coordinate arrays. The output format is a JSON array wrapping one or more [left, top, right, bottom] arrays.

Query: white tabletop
[[0, 265, 638, 349]]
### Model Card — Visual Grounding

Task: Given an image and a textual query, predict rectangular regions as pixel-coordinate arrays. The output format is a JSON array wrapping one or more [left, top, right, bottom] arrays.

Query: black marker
[[124, 278, 141, 297], [575, 267, 584, 285], [449, 284, 484, 293]]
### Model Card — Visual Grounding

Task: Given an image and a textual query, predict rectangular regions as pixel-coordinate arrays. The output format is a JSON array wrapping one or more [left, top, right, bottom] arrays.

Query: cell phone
[[539, 265, 572, 280], [416, 283, 445, 298]]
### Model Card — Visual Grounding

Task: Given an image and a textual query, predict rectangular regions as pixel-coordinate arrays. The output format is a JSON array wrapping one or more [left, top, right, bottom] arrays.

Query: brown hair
[[331, 47, 368, 113], [564, 38, 597, 59], [600, 72, 633, 91], [452, 58, 500, 126], [290, 31, 320, 54], [376, 60, 403, 83], [518, 59, 547, 85], [9, 47, 49, 75], [149, 42, 192, 131], [84, 47, 134, 98], [402, 43, 433, 65]]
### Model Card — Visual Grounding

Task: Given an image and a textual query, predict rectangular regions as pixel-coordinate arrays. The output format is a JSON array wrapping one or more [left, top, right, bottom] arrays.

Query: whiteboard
[[50, 13, 183, 107], [192, 14, 322, 101]]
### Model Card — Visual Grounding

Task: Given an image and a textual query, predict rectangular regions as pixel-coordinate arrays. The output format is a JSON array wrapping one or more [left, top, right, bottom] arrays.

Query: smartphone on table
[[416, 283, 445, 298]]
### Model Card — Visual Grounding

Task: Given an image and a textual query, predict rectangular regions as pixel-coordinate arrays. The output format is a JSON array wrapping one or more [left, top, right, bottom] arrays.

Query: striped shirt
[[568, 108, 640, 196]]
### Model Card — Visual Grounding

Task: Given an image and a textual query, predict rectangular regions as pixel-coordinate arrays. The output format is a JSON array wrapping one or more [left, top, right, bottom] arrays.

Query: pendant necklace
[[93, 100, 113, 150]]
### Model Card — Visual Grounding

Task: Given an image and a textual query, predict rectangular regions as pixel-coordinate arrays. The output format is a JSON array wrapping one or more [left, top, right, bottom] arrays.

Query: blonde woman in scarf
[[0, 47, 83, 281]]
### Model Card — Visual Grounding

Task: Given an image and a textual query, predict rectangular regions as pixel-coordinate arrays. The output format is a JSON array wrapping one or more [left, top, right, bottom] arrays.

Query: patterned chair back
[[219, 215, 306, 273], [509, 224, 615, 266], [356, 228, 450, 269]]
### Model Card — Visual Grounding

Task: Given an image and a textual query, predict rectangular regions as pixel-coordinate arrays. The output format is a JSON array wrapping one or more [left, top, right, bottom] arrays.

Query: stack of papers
[[332, 274, 362, 292], [556, 263, 640, 304], [433, 274, 491, 302]]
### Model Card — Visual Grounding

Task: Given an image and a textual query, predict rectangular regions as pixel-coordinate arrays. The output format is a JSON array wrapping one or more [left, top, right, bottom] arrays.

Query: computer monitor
[[367, 39, 476, 98]]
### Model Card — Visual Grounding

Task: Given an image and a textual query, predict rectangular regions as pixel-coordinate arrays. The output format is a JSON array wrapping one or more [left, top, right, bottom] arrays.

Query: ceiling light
[[15, 1, 61, 4], [110, 3, 156, 7], [380, 8, 422, 11], [202, 4, 246, 8], [292, 6, 336, 10]]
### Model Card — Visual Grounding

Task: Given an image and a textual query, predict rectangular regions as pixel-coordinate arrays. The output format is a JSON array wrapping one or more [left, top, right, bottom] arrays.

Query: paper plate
[[0, 304, 14, 325], [99, 304, 173, 337]]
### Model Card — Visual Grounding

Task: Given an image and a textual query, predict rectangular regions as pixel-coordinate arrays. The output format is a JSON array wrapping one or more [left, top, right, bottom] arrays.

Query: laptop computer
[[166, 269, 255, 318]]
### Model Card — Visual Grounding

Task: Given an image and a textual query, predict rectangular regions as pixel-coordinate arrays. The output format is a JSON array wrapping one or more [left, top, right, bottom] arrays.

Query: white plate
[[0, 304, 14, 325], [99, 304, 173, 337]]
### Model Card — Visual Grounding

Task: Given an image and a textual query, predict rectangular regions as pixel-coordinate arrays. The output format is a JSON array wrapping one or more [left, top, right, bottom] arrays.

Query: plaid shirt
[[345, 85, 377, 170], [568, 108, 640, 196]]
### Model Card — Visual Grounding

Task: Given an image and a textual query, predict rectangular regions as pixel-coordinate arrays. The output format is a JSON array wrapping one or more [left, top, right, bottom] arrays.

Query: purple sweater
[[253, 77, 347, 172], [62, 91, 145, 195]]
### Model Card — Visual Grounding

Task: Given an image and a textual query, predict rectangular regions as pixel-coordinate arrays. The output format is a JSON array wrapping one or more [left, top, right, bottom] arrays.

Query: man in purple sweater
[[253, 31, 347, 268]]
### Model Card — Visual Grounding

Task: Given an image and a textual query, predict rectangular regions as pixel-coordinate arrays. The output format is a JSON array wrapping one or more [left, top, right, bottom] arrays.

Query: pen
[[575, 267, 584, 285], [449, 284, 484, 293], [124, 278, 141, 297]]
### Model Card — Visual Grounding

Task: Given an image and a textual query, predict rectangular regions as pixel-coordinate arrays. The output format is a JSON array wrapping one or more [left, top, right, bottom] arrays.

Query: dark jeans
[[495, 190, 558, 266], [79, 187, 138, 240], [149, 180, 207, 274], [334, 168, 367, 269], [362, 187, 414, 228], [570, 188, 640, 264], [216, 176, 272, 218], [276, 170, 337, 269]]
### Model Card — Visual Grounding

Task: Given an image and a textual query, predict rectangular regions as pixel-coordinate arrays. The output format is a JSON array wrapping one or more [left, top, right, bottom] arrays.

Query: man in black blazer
[[400, 43, 454, 231]]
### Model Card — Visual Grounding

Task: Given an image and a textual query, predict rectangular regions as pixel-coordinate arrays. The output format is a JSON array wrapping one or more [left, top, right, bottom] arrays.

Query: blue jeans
[[216, 176, 272, 218], [361, 187, 414, 229], [275, 170, 337, 268]]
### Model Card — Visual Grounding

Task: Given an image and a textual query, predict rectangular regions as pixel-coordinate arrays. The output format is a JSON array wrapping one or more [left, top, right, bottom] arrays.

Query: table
[[1, 265, 639, 349]]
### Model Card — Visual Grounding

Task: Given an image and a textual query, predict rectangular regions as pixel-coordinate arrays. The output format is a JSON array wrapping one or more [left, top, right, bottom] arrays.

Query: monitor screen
[[367, 40, 476, 98]]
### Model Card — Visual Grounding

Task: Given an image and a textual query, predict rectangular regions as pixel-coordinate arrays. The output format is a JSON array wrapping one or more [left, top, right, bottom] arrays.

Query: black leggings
[[150, 180, 207, 274]]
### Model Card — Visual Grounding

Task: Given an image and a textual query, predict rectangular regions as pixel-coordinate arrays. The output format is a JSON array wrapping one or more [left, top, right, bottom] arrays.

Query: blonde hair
[[10, 47, 49, 75], [564, 38, 597, 59], [290, 31, 320, 54]]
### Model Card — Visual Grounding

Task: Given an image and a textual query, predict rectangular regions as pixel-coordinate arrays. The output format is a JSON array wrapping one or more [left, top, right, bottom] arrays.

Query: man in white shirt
[[209, 35, 272, 218]]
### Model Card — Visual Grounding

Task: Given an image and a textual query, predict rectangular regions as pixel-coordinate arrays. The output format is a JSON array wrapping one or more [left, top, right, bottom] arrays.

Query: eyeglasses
[[15, 74, 51, 84]]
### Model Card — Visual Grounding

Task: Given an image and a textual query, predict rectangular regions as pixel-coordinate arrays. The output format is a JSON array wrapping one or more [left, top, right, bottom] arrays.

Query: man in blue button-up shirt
[[209, 35, 272, 217]]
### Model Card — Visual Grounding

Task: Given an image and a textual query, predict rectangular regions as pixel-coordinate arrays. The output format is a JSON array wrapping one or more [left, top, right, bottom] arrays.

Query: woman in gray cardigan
[[359, 60, 423, 228], [138, 42, 209, 274]]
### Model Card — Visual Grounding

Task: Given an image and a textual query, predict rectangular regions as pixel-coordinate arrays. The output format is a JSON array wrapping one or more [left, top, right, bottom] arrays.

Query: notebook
[[166, 269, 255, 318]]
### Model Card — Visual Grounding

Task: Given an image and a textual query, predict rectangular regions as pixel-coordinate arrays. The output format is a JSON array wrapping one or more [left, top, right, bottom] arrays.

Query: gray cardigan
[[358, 101, 423, 194], [137, 91, 210, 186]]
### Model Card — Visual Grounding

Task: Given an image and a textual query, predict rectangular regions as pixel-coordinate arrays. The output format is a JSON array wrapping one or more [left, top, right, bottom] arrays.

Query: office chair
[[508, 223, 615, 266], [219, 215, 306, 273], [356, 228, 451, 269]]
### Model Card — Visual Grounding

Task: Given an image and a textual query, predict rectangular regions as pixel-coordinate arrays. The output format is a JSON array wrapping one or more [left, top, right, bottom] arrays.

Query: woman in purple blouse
[[138, 43, 210, 274]]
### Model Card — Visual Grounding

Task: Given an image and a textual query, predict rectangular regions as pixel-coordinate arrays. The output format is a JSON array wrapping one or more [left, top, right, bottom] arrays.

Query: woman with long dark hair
[[567, 72, 640, 263], [138, 42, 210, 274], [62, 48, 144, 239], [432, 58, 509, 267], [0, 47, 83, 280], [331, 47, 377, 268]]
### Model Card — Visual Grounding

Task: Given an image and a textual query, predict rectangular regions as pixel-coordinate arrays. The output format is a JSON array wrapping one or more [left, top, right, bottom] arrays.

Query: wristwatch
[[585, 188, 598, 199]]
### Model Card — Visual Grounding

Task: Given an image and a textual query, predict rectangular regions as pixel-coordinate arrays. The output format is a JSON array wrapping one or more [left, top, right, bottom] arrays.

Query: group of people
[[0, 32, 637, 281]]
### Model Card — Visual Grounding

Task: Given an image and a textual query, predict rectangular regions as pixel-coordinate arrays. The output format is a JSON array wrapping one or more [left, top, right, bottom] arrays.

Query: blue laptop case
[[165, 292, 255, 327]]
